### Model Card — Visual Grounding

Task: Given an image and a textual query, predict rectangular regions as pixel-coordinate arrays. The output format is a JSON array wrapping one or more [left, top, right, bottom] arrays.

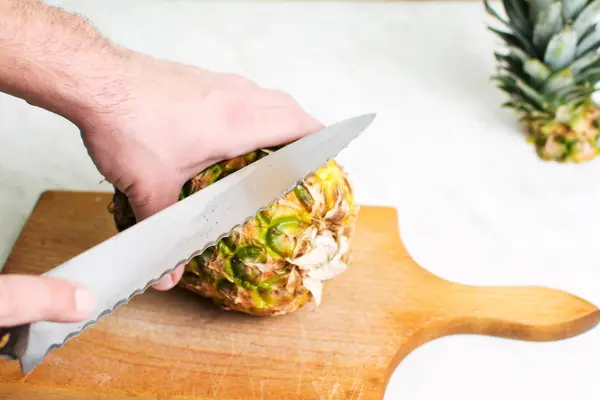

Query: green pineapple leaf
[[503, 0, 531, 34], [507, 45, 530, 62], [570, 52, 600, 74], [575, 66, 600, 84], [528, 0, 555, 21], [489, 26, 539, 56], [544, 26, 578, 71], [484, 0, 530, 36], [572, 0, 600, 38], [543, 68, 574, 93], [533, 2, 563, 53], [562, 0, 588, 21], [524, 58, 551, 83], [485, 0, 540, 56], [576, 25, 600, 57]]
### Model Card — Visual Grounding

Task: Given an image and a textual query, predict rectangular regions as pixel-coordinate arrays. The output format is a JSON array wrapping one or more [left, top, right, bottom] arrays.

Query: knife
[[0, 112, 376, 374]]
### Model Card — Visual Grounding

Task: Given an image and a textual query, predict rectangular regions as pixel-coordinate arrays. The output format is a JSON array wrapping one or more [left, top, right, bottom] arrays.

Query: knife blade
[[0, 112, 376, 373]]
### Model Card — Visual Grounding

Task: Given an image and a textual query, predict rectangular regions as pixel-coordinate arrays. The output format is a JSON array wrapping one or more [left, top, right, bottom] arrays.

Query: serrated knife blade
[[0, 112, 376, 374]]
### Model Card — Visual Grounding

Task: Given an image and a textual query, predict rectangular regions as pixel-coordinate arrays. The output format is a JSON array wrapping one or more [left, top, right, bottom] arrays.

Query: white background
[[1, 1, 599, 398]]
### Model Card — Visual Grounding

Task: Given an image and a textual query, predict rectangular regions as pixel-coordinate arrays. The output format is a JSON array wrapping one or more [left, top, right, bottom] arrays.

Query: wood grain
[[0, 190, 598, 399]]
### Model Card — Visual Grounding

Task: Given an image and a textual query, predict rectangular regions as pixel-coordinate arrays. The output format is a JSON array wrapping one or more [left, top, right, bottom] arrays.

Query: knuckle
[[218, 73, 256, 89], [223, 103, 257, 157], [270, 89, 295, 102], [127, 190, 155, 219], [217, 96, 256, 131], [207, 97, 257, 160], [264, 88, 297, 107], [129, 191, 153, 210]]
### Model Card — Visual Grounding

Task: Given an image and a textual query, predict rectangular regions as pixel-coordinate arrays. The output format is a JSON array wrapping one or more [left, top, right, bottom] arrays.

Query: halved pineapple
[[108, 149, 357, 316]]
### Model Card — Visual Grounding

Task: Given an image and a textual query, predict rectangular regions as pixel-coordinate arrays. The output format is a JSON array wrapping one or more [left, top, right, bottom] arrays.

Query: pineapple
[[484, 0, 600, 162], [108, 148, 357, 316]]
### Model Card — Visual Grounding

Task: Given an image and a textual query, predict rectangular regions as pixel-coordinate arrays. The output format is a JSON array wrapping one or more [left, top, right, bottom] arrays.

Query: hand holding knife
[[0, 113, 376, 374]]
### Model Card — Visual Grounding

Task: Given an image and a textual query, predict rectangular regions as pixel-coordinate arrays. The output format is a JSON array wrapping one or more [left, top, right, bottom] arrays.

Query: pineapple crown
[[485, 0, 600, 122]]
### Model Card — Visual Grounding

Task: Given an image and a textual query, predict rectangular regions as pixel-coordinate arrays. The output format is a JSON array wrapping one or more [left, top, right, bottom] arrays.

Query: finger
[[248, 90, 323, 137], [249, 106, 325, 148], [0, 274, 94, 327], [234, 87, 299, 108], [151, 265, 185, 291], [217, 73, 259, 90], [126, 178, 183, 222]]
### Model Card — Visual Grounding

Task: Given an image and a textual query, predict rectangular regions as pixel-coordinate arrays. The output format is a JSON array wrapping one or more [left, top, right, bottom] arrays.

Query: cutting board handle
[[384, 279, 600, 393], [431, 281, 600, 342]]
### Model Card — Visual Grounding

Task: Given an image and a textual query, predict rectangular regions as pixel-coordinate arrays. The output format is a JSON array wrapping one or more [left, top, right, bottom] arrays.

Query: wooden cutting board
[[0, 190, 598, 399]]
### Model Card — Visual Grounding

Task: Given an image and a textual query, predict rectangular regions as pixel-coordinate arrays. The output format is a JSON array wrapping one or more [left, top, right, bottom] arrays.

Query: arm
[[0, 0, 130, 127], [0, 0, 322, 328]]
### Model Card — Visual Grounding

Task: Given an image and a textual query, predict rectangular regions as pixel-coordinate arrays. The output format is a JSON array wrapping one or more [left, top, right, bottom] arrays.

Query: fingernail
[[74, 288, 95, 313]]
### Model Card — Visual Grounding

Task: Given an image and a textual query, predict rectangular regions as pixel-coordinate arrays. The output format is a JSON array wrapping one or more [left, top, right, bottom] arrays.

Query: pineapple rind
[[485, 0, 600, 162], [108, 149, 357, 317]]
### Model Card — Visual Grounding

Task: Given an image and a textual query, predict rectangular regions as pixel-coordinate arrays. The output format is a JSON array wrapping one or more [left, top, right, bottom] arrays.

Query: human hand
[[77, 52, 324, 291], [0, 59, 321, 327], [0, 2, 322, 328], [0, 274, 95, 327]]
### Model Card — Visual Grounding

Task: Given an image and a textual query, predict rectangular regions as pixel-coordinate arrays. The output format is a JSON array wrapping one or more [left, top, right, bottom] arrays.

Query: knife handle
[[0, 324, 29, 360]]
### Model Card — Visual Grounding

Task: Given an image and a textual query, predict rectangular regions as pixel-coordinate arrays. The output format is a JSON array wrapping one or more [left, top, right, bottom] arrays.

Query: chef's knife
[[0, 112, 376, 374]]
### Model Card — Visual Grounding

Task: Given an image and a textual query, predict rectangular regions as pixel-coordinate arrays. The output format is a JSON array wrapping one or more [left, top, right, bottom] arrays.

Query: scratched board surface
[[0, 191, 598, 399]]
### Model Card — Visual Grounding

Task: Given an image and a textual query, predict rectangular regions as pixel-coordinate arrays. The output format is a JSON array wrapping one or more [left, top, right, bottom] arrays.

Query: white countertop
[[2, 0, 599, 398]]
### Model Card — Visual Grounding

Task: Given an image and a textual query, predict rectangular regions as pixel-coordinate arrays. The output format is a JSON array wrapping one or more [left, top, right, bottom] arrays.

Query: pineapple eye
[[198, 246, 215, 262], [216, 279, 237, 298], [293, 184, 314, 211], [257, 274, 284, 291], [236, 245, 267, 264], [187, 257, 203, 276], [231, 245, 267, 284], [244, 266, 261, 284], [223, 151, 258, 171], [230, 255, 261, 284], [202, 164, 224, 185], [216, 238, 234, 256], [256, 211, 271, 225], [265, 217, 307, 258]]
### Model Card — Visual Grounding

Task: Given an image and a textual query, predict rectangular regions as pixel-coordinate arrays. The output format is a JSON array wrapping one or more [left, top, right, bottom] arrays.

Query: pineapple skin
[[530, 101, 600, 161], [484, 0, 600, 162], [108, 149, 358, 316]]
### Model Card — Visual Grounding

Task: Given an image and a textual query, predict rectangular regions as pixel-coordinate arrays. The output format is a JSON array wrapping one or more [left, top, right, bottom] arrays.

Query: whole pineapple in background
[[484, 0, 600, 162], [108, 148, 357, 317]]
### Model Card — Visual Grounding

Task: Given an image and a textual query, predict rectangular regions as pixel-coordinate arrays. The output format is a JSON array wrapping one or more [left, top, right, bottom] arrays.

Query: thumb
[[0, 274, 95, 327]]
